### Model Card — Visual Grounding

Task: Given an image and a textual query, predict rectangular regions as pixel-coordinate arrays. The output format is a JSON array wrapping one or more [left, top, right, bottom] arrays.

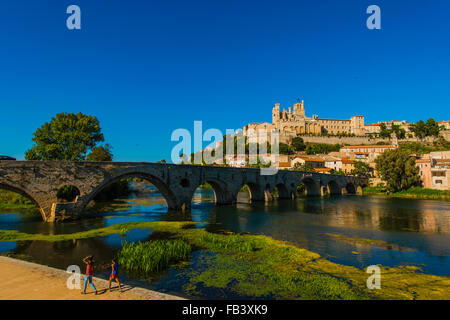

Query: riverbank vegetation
[[0, 190, 38, 211], [118, 240, 191, 273], [0, 221, 449, 299], [363, 186, 450, 201]]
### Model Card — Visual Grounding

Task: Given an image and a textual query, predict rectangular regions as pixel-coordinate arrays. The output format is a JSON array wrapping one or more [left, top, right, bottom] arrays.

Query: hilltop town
[[196, 99, 450, 192]]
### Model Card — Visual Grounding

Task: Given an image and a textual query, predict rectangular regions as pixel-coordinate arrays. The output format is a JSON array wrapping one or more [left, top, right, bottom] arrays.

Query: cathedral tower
[[293, 99, 305, 118], [272, 103, 280, 128]]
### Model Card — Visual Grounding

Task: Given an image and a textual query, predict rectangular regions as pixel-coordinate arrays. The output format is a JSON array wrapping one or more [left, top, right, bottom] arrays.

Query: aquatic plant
[[117, 239, 191, 273], [199, 232, 258, 253]]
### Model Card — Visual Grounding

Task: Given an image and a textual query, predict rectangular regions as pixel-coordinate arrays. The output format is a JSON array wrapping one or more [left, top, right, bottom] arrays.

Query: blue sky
[[0, 0, 449, 161]]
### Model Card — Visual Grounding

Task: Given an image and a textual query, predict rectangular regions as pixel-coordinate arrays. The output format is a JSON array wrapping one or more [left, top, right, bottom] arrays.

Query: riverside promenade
[[0, 256, 184, 300]]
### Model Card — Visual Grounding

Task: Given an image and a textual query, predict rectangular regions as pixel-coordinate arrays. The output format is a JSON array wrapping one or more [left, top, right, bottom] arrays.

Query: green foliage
[[87, 144, 113, 161], [362, 186, 387, 195], [351, 161, 371, 177], [199, 232, 259, 253], [391, 124, 406, 139], [398, 140, 450, 154], [379, 123, 391, 139], [332, 170, 346, 175], [393, 187, 450, 200], [409, 118, 441, 139], [292, 162, 315, 172], [25, 112, 104, 161], [117, 240, 191, 273], [279, 143, 295, 155], [305, 143, 341, 155], [363, 186, 450, 200], [56, 185, 79, 202], [375, 149, 421, 192], [0, 190, 33, 205], [296, 183, 306, 196], [0, 190, 37, 211], [291, 136, 306, 151], [379, 124, 406, 139]]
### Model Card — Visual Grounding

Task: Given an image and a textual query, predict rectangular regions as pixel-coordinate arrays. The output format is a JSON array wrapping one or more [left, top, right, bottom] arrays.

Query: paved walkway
[[0, 256, 184, 300]]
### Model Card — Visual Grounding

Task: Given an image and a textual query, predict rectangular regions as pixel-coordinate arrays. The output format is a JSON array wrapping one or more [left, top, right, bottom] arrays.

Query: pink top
[[86, 264, 94, 276]]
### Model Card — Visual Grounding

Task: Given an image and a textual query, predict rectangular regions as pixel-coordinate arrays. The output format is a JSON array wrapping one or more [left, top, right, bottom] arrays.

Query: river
[[0, 188, 449, 299]]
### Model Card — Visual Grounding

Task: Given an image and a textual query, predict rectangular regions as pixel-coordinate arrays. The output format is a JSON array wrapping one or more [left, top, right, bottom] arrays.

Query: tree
[[379, 123, 391, 139], [279, 143, 295, 155], [87, 144, 113, 161], [409, 118, 441, 139], [391, 124, 406, 139], [425, 118, 441, 137], [351, 161, 371, 177], [25, 112, 104, 161], [305, 143, 341, 155], [291, 136, 306, 151], [375, 149, 420, 192]]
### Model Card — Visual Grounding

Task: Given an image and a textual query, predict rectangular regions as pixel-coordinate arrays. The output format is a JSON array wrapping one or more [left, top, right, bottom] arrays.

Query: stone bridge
[[0, 161, 367, 222]]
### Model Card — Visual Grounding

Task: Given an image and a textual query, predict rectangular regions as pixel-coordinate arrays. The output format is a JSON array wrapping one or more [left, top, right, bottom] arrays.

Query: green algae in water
[[1, 221, 449, 300]]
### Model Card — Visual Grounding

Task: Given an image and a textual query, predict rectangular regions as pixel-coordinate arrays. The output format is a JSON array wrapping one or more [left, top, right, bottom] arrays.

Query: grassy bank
[[363, 186, 450, 201], [0, 190, 38, 211], [0, 221, 449, 299]]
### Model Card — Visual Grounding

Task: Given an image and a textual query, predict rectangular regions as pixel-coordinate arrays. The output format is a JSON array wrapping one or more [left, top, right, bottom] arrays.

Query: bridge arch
[[235, 182, 265, 202], [0, 183, 44, 220], [272, 183, 291, 199], [191, 178, 231, 205], [77, 171, 178, 213], [300, 177, 321, 196], [327, 180, 342, 195], [345, 182, 357, 194]]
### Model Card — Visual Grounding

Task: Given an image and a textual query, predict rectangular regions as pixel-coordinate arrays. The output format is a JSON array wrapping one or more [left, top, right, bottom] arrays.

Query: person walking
[[108, 258, 122, 292], [82, 255, 97, 295]]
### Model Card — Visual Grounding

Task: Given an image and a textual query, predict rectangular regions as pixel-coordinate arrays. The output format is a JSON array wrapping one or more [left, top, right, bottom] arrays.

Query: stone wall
[[283, 134, 442, 146]]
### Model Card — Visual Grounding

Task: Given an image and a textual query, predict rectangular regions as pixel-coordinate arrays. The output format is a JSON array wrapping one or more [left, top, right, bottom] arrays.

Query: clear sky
[[1, 0, 449, 161]]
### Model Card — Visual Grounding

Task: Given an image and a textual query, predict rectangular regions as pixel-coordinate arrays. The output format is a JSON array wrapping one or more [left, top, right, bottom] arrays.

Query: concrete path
[[0, 256, 184, 300]]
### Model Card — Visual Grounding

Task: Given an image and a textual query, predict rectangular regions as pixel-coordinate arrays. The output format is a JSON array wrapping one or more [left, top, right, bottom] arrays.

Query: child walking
[[108, 258, 122, 292], [82, 255, 97, 295]]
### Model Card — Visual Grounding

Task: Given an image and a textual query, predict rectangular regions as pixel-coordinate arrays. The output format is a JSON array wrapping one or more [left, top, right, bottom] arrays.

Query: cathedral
[[243, 99, 365, 143]]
